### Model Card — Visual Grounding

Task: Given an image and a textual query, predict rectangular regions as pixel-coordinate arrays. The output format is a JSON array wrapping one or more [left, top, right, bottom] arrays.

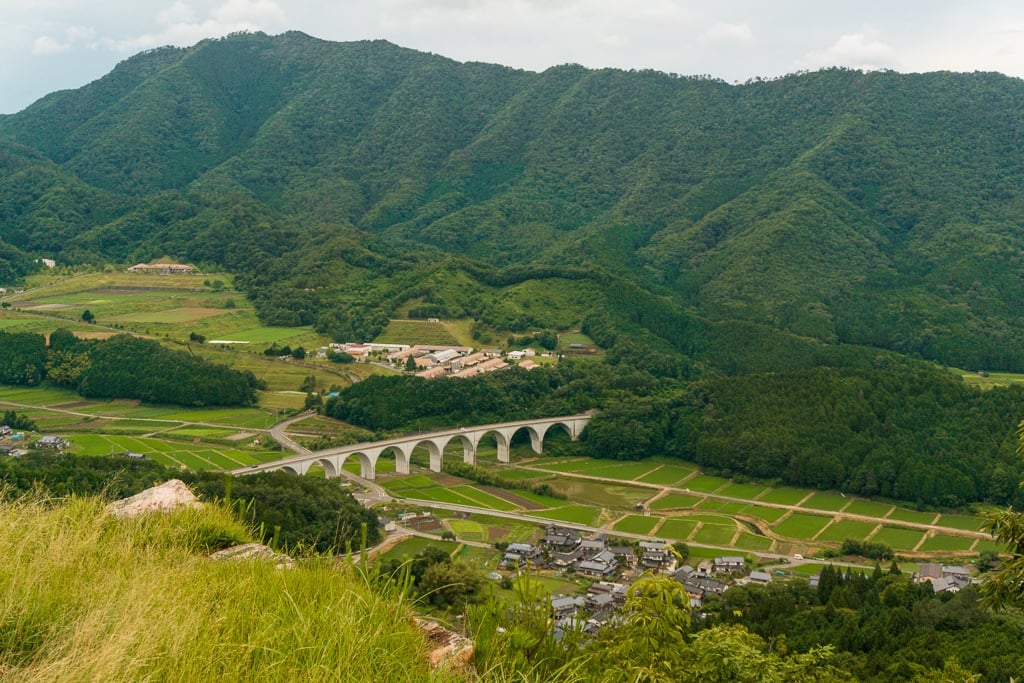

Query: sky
[[2, 0, 1024, 114]]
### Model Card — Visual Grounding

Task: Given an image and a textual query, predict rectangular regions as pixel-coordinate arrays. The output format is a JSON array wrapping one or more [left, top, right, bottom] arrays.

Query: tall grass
[[0, 496, 463, 682]]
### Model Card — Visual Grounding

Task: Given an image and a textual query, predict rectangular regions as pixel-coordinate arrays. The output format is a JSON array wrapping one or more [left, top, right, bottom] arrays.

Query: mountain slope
[[3, 32, 1024, 370]]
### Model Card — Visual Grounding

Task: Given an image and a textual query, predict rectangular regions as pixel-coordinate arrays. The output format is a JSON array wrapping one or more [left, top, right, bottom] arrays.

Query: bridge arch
[[338, 451, 374, 480], [408, 439, 443, 473], [379, 445, 410, 476], [439, 433, 477, 466], [314, 458, 338, 478], [279, 465, 299, 475]]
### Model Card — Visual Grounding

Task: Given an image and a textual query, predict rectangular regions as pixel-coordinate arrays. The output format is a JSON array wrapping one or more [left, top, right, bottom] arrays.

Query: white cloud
[[797, 29, 898, 72], [700, 22, 752, 44], [32, 35, 71, 56], [158, 2, 197, 25], [31, 26, 96, 56], [106, 0, 288, 53]]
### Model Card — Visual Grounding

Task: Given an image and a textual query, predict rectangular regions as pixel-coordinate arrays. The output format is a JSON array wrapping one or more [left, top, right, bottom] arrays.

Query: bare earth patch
[[225, 431, 256, 441]]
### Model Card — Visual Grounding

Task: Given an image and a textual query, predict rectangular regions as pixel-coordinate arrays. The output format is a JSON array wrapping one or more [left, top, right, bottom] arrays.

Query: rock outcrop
[[209, 542, 295, 569], [416, 618, 474, 674], [105, 479, 199, 518]]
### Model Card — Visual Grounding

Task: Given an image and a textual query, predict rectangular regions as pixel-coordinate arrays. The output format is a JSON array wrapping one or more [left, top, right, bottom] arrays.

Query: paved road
[[265, 412, 391, 500]]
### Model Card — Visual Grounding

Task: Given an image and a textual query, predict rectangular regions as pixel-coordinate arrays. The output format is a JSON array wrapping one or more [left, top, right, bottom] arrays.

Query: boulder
[[105, 479, 199, 518]]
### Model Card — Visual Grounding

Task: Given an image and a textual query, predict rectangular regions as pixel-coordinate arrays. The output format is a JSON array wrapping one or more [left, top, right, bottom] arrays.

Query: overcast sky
[[2, 1, 1023, 114]]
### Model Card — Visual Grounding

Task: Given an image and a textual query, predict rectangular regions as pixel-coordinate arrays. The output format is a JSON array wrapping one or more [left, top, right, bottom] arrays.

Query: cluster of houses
[[316, 342, 542, 379], [501, 526, 678, 579], [501, 525, 789, 619], [0, 425, 29, 457], [915, 563, 974, 593], [520, 528, 789, 632]]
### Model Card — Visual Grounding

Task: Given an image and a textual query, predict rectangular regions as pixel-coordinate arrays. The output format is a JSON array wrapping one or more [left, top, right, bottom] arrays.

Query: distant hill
[[3, 31, 1024, 372]]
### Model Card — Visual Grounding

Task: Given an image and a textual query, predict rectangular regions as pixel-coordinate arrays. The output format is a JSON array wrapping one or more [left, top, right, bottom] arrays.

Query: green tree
[[82, 309, 94, 324], [980, 421, 1024, 610]]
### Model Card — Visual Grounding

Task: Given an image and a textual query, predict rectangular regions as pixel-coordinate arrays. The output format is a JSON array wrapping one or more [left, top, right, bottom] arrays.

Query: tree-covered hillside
[[3, 32, 1024, 372]]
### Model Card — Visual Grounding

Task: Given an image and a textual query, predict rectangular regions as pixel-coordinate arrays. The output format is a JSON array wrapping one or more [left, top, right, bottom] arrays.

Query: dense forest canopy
[[2, 32, 1024, 372]]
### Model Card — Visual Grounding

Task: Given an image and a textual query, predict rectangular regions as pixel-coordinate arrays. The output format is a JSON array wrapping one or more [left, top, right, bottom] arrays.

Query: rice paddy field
[[366, 445, 997, 566]]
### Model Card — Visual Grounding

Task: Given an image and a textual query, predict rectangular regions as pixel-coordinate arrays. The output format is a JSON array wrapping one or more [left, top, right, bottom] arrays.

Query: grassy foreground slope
[[0, 496, 459, 683]]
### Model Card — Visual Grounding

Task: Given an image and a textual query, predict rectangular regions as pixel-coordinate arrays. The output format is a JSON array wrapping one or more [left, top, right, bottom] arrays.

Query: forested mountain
[[3, 31, 1024, 373]]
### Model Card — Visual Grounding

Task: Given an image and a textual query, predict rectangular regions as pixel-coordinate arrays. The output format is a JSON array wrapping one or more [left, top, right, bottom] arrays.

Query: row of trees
[[2, 329, 262, 407]]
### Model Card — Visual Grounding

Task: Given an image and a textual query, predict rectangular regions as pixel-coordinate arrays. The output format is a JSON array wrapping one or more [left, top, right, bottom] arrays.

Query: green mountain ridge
[[3, 31, 1024, 370]]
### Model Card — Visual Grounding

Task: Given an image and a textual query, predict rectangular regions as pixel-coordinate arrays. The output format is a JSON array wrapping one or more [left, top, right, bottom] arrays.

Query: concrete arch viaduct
[[234, 414, 592, 481]]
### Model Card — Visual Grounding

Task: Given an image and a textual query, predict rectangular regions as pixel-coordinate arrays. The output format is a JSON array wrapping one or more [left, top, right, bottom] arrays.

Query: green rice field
[[936, 514, 986, 532], [612, 515, 661, 535], [871, 526, 926, 551], [637, 464, 698, 486], [682, 474, 730, 493], [842, 499, 895, 517], [758, 487, 810, 506], [773, 513, 833, 540], [886, 508, 939, 525], [800, 492, 850, 512], [918, 534, 977, 553], [533, 504, 601, 526], [658, 518, 700, 541], [66, 433, 278, 470], [814, 519, 879, 543], [649, 493, 703, 510]]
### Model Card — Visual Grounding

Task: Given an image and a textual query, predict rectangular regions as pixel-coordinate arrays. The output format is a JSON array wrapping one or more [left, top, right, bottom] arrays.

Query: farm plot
[[693, 523, 739, 546], [547, 478, 649, 508], [447, 486, 520, 512], [681, 474, 730, 494], [842, 499, 894, 518], [638, 464, 698, 486], [649, 493, 703, 511], [772, 513, 833, 541], [657, 518, 699, 541], [582, 462, 663, 481], [800, 492, 849, 512], [887, 508, 938, 525], [532, 504, 601, 526], [918, 534, 976, 553], [719, 482, 769, 500], [496, 468, 552, 482], [612, 515, 661, 535], [935, 514, 985, 532], [872, 526, 926, 551], [447, 519, 488, 543], [733, 533, 774, 552], [738, 505, 789, 523], [815, 519, 879, 543], [757, 487, 809, 506]]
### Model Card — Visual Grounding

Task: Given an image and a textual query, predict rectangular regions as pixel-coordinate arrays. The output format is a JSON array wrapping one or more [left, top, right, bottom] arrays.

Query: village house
[[576, 550, 618, 578], [578, 539, 607, 558], [32, 435, 69, 451], [608, 545, 637, 568], [549, 595, 585, 620], [541, 525, 582, 552], [502, 542, 539, 568], [638, 541, 676, 573], [713, 556, 747, 574]]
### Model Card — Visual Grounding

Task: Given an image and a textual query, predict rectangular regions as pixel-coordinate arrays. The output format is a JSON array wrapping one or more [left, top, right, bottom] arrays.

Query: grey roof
[[749, 571, 773, 582]]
